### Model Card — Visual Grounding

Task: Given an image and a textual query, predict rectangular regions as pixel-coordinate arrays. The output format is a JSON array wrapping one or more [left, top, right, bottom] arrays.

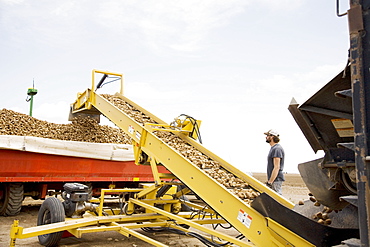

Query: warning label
[[136, 131, 141, 140], [128, 125, 134, 134], [237, 209, 252, 228]]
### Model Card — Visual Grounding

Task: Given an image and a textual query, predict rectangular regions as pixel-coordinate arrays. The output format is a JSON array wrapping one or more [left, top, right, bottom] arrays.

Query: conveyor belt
[[70, 83, 317, 246]]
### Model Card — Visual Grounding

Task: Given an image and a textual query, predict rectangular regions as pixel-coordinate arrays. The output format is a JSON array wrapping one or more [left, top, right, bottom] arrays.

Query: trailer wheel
[[0, 183, 24, 216], [37, 197, 65, 247]]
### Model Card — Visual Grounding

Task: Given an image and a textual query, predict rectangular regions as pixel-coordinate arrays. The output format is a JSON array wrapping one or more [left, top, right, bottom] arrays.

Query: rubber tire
[[0, 183, 24, 216], [86, 182, 93, 200], [37, 197, 65, 247]]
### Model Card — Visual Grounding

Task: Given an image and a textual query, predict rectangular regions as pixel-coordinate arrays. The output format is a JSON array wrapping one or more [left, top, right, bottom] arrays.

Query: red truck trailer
[[0, 135, 168, 216]]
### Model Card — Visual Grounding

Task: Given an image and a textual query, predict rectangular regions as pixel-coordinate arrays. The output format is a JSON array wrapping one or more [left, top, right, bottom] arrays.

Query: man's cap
[[264, 129, 279, 137]]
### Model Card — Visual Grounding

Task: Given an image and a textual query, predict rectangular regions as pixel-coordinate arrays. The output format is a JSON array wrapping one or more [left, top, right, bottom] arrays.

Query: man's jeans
[[272, 180, 283, 195]]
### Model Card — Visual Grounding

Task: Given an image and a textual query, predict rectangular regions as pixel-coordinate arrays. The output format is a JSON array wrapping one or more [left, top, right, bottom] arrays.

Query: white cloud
[[97, 0, 250, 53], [0, 0, 314, 55], [1, 1, 250, 53], [0, 0, 24, 4], [258, 0, 305, 11]]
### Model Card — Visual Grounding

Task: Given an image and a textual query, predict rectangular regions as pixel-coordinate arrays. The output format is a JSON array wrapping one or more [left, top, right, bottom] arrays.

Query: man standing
[[264, 129, 285, 194]]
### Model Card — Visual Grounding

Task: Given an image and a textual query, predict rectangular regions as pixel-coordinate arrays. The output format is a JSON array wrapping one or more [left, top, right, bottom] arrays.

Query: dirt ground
[[0, 173, 310, 247], [253, 172, 311, 204]]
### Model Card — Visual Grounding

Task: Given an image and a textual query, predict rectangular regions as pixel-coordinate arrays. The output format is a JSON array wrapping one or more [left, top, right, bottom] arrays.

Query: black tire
[[86, 182, 93, 200], [0, 183, 24, 216], [37, 197, 65, 247]]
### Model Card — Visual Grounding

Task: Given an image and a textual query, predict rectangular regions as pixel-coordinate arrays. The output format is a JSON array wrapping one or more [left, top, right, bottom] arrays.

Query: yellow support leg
[[9, 220, 20, 247], [149, 157, 162, 185]]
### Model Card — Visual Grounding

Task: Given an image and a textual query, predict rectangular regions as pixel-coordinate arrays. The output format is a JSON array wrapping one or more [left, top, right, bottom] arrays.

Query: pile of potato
[[298, 194, 334, 225], [204, 167, 248, 188], [0, 108, 131, 144], [154, 131, 220, 169], [101, 94, 258, 203], [313, 207, 333, 226], [102, 94, 154, 124], [230, 188, 260, 204]]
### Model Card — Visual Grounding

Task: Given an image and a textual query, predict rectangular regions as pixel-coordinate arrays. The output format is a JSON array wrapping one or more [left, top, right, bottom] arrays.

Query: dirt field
[[0, 173, 310, 247], [253, 172, 311, 204]]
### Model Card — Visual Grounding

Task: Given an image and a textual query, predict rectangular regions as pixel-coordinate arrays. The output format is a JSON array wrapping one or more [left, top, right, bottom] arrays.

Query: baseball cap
[[264, 129, 279, 136]]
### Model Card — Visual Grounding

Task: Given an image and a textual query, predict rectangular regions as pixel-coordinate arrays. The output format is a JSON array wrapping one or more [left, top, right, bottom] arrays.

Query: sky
[[1, 0, 351, 174]]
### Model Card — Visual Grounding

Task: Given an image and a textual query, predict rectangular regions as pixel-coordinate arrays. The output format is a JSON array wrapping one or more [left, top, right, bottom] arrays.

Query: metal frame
[[348, 1, 370, 246], [9, 186, 251, 247]]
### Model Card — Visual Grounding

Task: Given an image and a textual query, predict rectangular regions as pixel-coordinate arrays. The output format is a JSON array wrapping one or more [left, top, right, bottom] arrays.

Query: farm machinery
[[6, 66, 361, 246], [8, 0, 370, 246]]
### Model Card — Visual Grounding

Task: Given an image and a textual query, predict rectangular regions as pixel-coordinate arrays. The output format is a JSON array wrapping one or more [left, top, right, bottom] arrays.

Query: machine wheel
[[341, 169, 357, 194], [0, 183, 24, 216], [122, 202, 133, 215], [37, 197, 65, 247]]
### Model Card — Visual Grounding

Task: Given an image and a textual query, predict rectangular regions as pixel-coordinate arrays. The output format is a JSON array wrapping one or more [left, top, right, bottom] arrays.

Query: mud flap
[[251, 193, 359, 247]]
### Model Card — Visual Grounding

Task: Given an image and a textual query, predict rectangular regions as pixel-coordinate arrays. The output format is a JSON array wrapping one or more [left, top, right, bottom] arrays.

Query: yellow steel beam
[[67, 224, 121, 238], [131, 198, 253, 247], [174, 187, 191, 197], [141, 199, 180, 204], [149, 157, 162, 185], [136, 183, 160, 199], [120, 221, 168, 229], [190, 218, 227, 225], [11, 218, 99, 239], [68, 221, 169, 238], [118, 226, 168, 247], [9, 220, 20, 247], [101, 189, 144, 193], [72, 89, 91, 111], [158, 173, 177, 179], [145, 123, 192, 134], [98, 188, 143, 216], [10, 214, 169, 240]]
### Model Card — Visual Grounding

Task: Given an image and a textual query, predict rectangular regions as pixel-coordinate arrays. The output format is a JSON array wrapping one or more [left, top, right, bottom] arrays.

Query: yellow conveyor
[[69, 70, 312, 247]]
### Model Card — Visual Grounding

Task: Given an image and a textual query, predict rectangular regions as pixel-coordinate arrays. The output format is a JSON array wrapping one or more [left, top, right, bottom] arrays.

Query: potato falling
[[313, 206, 334, 226], [101, 94, 257, 204]]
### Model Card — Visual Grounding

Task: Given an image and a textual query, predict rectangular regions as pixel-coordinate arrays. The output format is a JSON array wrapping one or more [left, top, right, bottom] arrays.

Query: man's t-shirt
[[267, 143, 285, 181]]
